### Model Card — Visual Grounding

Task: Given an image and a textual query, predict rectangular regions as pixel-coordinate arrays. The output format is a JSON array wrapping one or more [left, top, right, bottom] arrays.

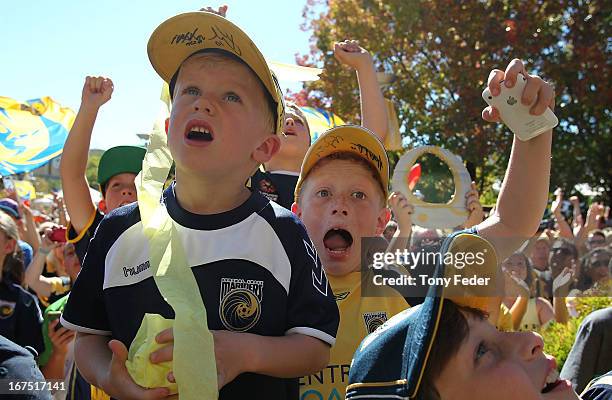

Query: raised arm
[[477, 59, 555, 262], [334, 40, 388, 141], [551, 189, 573, 239], [385, 192, 413, 253], [60, 77, 113, 234], [19, 202, 41, 252]]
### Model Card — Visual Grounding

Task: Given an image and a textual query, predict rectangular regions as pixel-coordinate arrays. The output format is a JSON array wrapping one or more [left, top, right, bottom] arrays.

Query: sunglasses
[[590, 260, 610, 269]]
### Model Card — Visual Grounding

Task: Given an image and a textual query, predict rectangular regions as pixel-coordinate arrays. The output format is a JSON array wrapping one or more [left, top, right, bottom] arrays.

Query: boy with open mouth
[[295, 56, 558, 399]]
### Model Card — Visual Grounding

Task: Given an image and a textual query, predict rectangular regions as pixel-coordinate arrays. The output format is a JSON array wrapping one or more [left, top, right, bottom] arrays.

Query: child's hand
[[150, 328, 253, 390], [212, 330, 255, 389], [388, 192, 414, 233], [47, 320, 75, 355], [150, 327, 175, 384], [569, 196, 580, 206], [551, 188, 563, 216], [464, 182, 484, 228], [482, 59, 555, 122], [552, 267, 573, 298], [586, 202, 604, 226], [100, 339, 170, 400], [81, 76, 114, 110], [333, 40, 373, 71], [19, 201, 33, 219], [199, 5, 228, 17], [40, 228, 59, 254]]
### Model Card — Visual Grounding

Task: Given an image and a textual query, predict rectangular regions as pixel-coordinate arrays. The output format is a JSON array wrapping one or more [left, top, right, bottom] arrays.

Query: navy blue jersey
[[67, 208, 104, 265], [62, 185, 339, 399], [251, 170, 299, 210], [0, 280, 44, 355]]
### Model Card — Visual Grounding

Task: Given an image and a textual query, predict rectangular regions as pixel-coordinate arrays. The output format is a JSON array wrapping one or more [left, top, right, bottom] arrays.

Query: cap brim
[[147, 11, 283, 134], [347, 232, 500, 399], [295, 125, 389, 200]]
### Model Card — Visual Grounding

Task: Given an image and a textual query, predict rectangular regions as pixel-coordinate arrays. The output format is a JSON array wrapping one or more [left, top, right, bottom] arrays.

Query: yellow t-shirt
[[299, 271, 410, 400]]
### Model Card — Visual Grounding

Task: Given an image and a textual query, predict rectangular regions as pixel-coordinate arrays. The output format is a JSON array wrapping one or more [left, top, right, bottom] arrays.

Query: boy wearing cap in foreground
[[61, 11, 338, 400], [252, 39, 389, 210], [346, 59, 568, 399], [60, 77, 146, 263]]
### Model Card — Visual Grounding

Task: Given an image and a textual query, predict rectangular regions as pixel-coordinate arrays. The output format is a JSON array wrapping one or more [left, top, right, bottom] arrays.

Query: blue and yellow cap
[[346, 231, 500, 399]]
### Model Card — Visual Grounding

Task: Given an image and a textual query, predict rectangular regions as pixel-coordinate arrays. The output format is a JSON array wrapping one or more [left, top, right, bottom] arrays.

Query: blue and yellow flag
[[299, 106, 345, 143], [0, 96, 75, 176]]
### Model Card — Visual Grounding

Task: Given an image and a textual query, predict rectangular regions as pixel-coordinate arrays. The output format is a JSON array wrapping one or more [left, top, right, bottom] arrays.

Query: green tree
[[298, 0, 611, 202], [85, 149, 104, 189]]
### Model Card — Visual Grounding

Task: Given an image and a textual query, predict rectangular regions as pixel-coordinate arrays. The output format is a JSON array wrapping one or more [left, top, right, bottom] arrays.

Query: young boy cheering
[[252, 39, 389, 210], [292, 125, 410, 399], [60, 76, 146, 263], [62, 11, 338, 400]]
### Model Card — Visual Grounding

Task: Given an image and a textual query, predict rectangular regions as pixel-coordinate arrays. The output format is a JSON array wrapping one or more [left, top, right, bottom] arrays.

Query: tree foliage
[[297, 0, 611, 202]]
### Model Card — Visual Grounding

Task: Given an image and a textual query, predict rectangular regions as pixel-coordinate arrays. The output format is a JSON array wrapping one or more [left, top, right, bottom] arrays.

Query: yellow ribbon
[[126, 125, 218, 399]]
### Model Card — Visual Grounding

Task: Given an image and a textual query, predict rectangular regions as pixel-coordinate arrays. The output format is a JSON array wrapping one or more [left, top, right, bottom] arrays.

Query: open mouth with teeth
[[541, 369, 561, 394], [187, 127, 213, 141], [323, 228, 354, 255], [185, 121, 214, 142]]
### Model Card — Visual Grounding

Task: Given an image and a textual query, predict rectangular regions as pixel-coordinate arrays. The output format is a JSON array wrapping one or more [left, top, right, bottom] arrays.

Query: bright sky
[[0, 0, 311, 150]]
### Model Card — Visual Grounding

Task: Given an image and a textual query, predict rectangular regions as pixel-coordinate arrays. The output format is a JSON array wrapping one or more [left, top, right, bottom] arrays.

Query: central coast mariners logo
[[219, 278, 264, 332], [363, 311, 388, 334]]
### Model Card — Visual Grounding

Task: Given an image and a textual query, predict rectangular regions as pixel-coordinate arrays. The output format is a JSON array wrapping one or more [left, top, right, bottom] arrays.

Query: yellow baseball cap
[[294, 125, 390, 201], [147, 11, 284, 134]]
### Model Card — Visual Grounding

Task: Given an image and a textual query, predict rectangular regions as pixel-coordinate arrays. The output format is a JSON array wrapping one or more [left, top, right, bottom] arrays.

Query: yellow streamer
[[129, 124, 218, 399]]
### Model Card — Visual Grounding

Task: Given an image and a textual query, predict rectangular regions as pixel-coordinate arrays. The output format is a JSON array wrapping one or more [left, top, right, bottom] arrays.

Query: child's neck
[[174, 171, 251, 215], [264, 155, 302, 173]]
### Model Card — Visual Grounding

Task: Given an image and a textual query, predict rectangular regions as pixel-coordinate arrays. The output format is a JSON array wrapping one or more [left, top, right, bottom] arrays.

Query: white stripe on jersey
[[103, 212, 292, 293]]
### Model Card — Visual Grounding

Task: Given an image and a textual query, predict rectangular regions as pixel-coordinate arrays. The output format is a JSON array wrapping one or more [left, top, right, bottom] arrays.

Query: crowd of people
[[0, 5, 610, 400]]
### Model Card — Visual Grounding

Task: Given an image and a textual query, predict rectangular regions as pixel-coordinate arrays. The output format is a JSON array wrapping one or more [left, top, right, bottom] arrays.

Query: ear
[[252, 135, 281, 164], [291, 202, 302, 218], [98, 199, 107, 214], [374, 207, 392, 236]]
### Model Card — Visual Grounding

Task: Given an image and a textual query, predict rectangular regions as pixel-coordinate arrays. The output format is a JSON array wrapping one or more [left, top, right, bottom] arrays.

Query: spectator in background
[[0, 210, 44, 355], [501, 251, 555, 331], [0, 198, 34, 267], [23, 228, 71, 310], [586, 230, 606, 251], [549, 238, 580, 323], [576, 248, 611, 293], [252, 39, 389, 210], [560, 307, 612, 394], [534, 235, 554, 298], [39, 243, 89, 399]]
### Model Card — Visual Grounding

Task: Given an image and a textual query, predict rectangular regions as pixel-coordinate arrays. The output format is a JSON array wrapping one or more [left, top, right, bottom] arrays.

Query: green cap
[[97, 146, 146, 190]]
